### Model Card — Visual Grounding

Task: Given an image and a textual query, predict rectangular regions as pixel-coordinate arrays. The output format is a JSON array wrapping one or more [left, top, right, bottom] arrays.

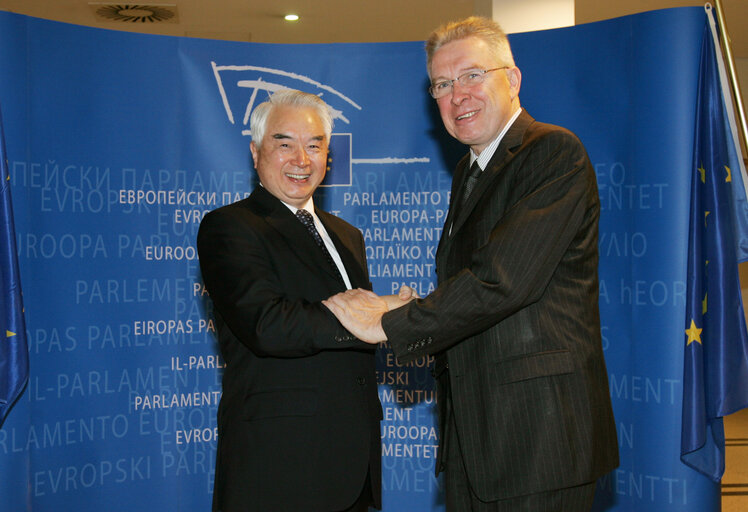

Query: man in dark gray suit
[[324, 16, 619, 511]]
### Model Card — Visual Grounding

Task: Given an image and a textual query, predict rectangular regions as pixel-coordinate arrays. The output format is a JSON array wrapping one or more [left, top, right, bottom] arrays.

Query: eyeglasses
[[428, 67, 510, 99]]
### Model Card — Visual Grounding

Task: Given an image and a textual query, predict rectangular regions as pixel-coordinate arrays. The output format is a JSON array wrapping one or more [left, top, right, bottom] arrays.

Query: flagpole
[[713, 0, 748, 158]]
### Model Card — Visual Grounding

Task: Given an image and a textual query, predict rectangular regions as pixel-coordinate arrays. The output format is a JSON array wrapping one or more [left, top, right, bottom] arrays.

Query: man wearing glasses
[[325, 16, 619, 511]]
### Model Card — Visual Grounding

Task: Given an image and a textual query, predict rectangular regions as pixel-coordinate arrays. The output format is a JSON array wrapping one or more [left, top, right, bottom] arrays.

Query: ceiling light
[[284, 14, 299, 22]]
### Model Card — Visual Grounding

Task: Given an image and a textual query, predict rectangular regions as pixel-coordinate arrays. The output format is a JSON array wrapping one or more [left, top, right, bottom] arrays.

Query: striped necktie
[[457, 160, 482, 212], [463, 161, 482, 202]]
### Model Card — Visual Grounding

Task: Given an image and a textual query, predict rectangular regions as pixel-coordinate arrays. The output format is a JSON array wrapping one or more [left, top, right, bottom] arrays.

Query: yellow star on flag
[[6, 330, 16, 337], [685, 319, 702, 345], [702, 293, 707, 315], [698, 163, 706, 183], [725, 165, 732, 183]]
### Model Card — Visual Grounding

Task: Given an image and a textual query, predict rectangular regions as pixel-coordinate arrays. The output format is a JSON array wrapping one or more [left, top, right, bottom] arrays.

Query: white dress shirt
[[283, 198, 353, 290]]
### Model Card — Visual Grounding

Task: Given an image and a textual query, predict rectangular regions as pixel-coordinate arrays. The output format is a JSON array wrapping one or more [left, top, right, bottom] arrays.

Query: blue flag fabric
[[681, 21, 748, 481], [0, 102, 28, 425]]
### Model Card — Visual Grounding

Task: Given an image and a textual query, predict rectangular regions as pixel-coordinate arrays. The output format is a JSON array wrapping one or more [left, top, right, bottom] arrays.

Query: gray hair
[[250, 89, 333, 147], [425, 16, 515, 76]]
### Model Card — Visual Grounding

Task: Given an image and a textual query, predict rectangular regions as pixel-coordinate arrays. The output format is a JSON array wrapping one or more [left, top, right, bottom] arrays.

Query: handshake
[[323, 286, 418, 344]]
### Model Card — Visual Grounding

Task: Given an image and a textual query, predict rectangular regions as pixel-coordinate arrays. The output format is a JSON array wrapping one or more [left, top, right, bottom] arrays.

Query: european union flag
[[0, 102, 28, 425], [681, 20, 748, 481]]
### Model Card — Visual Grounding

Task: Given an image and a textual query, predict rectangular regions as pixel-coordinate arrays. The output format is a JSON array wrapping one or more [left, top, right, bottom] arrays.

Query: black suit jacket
[[383, 111, 618, 501], [197, 186, 382, 512]]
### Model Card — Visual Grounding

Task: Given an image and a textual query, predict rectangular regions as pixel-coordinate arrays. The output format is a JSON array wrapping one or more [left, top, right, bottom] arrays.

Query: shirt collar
[[257, 183, 315, 217], [282, 197, 315, 218], [470, 107, 523, 171]]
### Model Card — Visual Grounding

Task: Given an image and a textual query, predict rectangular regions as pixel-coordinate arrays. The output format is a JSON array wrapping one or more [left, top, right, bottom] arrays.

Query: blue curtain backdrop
[[0, 6, 741, 511]]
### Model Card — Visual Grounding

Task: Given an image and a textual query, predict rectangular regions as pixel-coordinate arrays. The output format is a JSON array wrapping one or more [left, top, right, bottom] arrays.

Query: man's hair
[[425, 16, 515, 75], [250, 89, 333, 147]]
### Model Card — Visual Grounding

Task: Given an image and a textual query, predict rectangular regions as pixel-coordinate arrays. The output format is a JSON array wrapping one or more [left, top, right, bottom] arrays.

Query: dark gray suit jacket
[[198, 186, 382, 511], [383, 110, 618, 501]]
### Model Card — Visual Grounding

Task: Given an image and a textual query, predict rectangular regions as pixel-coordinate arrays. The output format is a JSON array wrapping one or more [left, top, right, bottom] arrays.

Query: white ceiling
[[0, 1, 745, 57]]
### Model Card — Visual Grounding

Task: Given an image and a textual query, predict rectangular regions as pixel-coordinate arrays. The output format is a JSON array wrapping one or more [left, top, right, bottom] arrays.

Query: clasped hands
[[323, 286, 417, 344]]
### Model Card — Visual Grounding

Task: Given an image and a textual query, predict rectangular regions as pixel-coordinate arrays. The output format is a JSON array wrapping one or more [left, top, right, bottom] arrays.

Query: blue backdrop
[[0, 6, 726, 511]]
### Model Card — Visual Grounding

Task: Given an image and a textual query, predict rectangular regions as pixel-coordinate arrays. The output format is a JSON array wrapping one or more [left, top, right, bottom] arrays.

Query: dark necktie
[[464, 161, 482, 200], [295, 209, 345, 285], [458, 161, 482, 212]]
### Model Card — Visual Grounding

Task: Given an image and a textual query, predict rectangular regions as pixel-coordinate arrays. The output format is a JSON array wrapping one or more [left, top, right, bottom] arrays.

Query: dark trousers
[[337, 468, 375, 512], [442, 386, 596, 511]]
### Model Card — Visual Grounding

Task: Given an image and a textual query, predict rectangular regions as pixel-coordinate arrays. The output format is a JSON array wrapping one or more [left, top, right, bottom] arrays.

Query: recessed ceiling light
[[284, 14, 299, 22]]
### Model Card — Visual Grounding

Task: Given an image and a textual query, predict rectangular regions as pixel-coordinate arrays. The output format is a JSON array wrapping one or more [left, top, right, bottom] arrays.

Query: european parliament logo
[[211, 62, 358, 187], [325, 134, 352, 187]]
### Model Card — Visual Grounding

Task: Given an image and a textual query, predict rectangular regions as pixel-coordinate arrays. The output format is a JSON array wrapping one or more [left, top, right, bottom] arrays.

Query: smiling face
[[430, 36, 521, 155], [250, 105, 329, 208]]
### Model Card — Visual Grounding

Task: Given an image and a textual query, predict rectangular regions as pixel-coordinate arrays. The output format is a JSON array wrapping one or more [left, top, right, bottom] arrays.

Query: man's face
[[250, 105, 328, 208], [430, 36, 520, 155]]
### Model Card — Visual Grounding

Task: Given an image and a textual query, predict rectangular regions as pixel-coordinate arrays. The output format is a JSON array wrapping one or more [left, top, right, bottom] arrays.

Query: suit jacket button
[[356, 377, 366, 385]]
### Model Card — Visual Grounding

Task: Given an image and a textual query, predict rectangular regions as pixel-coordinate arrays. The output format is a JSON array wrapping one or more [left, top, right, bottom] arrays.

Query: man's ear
[[507, 67, 522, 99], [250, 141, 259, 167]]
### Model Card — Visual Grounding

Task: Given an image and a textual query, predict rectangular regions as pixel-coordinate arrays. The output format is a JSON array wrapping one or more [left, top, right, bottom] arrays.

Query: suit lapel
[[436, 154, 470, 261], [446, 111, 534, 240], [250, 187, 342, 285], [317, 208, 368, 289]]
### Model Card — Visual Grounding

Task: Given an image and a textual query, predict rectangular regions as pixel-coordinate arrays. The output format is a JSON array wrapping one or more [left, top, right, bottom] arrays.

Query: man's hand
[[381, 285, 419, 311], [398, 284, 419, 301], [323, 289, 389, 344]]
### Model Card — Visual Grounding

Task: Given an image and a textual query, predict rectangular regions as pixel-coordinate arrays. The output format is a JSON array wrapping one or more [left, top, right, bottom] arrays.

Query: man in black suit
[[197, 90, 386, 512], [325, 17, 619, 511]]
